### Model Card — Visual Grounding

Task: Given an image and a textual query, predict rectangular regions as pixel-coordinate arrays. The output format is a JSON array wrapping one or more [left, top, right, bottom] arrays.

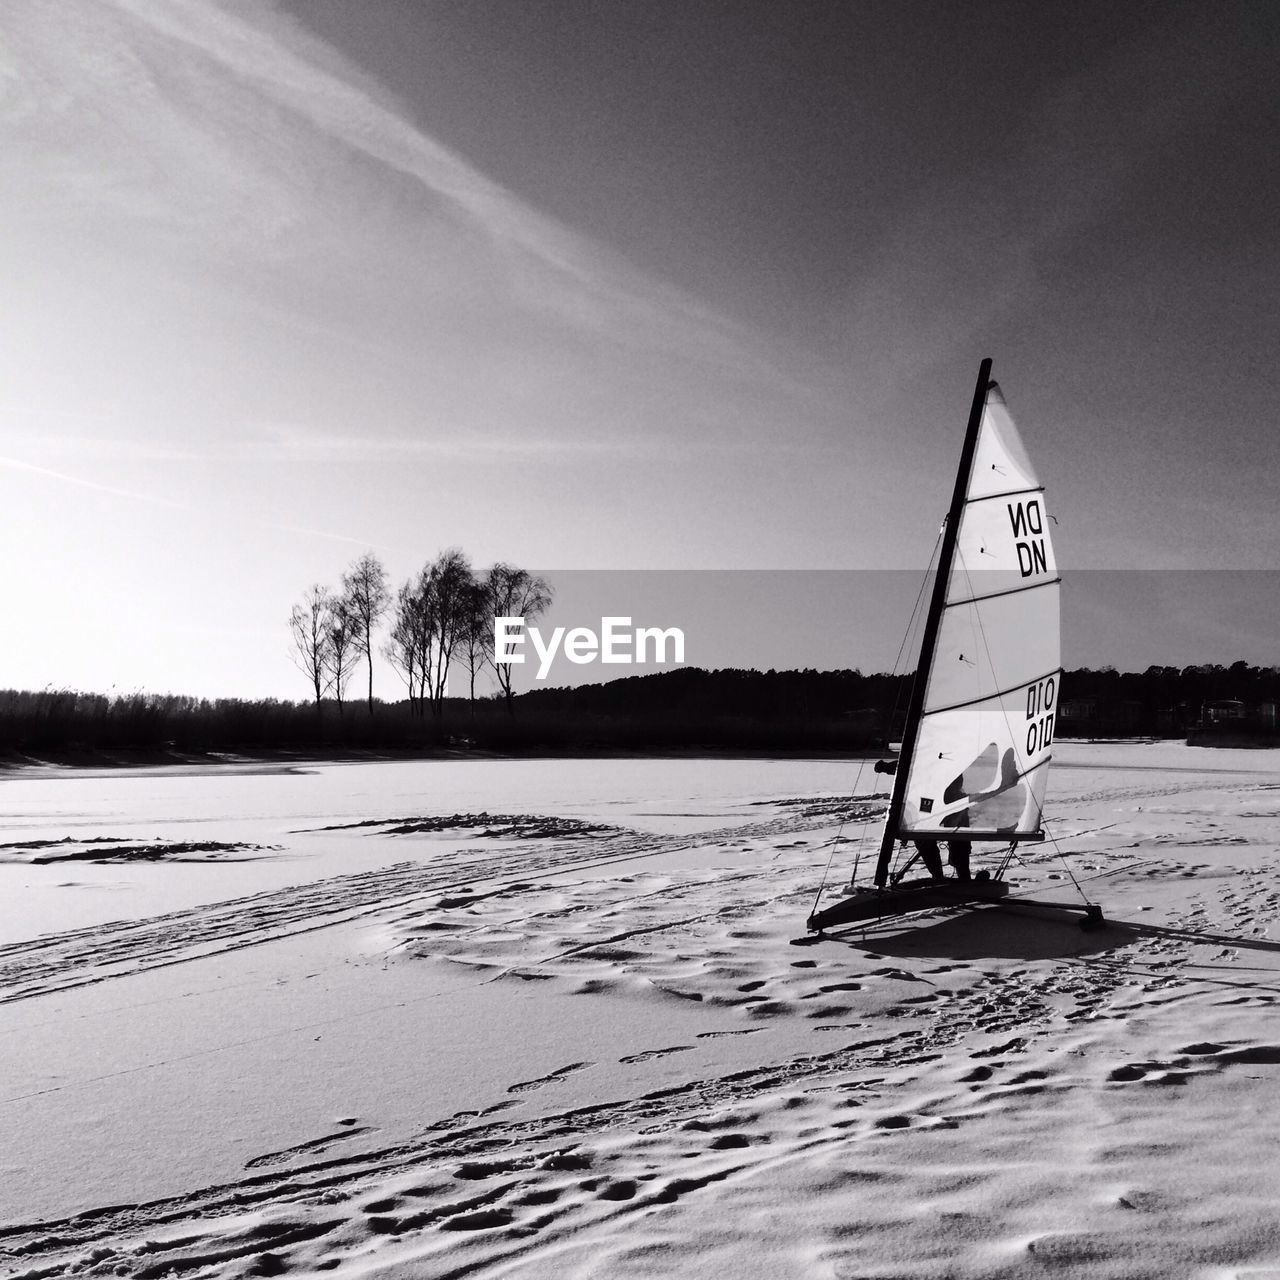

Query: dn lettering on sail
[[1025, 675, 1056, 755], [1008, 498, 1047, 578]]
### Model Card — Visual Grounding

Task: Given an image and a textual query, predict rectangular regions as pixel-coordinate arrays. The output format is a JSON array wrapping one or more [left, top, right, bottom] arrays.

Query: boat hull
[[807, 876, 1010, 931]]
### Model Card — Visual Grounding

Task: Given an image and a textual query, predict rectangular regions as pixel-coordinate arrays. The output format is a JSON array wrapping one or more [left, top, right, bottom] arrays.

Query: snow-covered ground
[[3, 742, 1280, 1278]]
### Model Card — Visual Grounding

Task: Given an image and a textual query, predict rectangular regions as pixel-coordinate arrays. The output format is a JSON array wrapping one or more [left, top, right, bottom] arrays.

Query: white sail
[[893, 382, 1060, 841]]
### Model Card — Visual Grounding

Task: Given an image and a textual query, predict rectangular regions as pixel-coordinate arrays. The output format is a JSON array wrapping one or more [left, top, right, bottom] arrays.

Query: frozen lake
[[0, 755, 876, 942], [5, 742, 1280, 1276], [4, 743, 1277, 944]]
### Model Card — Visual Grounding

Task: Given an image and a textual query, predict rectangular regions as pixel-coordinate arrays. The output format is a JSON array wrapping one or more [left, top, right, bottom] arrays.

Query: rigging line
[[809, 812, 847, 915], [820, 530, 941, 895], [994, 841, 1143, 904], [1040, 820, 1121, 845], [882, 535, 943, 771], [801, 760, 861, 882], [889, 527, 944, 697], [849, 764, 892, 887], [808, 748, 883, 904], [883, 528, 944, 880], [1004, 839, 1146, 868], [811, 528, 941, 904], [1050, 856, 1162, 888], [1041, 814, 1094, 906], [997, 840, 1033, 880]]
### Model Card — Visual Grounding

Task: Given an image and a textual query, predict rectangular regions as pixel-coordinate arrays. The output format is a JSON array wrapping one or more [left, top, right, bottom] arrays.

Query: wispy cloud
[[244, 422, 662, 463], [0, 455, 190, 509], [0, 453, 387, 551], [261, 520, 393, 551], [3, 432, 211, 464], [2, 0, 832, 482], [6, 418, 826, 469], [6, 0, 771, 379], [241, 424, 823, 463]]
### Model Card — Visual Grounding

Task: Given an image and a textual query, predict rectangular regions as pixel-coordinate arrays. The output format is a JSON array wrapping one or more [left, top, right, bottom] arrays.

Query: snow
[[3, 743, 1280, 1278]]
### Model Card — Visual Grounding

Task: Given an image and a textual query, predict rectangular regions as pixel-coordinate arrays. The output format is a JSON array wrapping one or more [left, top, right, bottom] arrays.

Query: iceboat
[[808, 359, 1100, 932]]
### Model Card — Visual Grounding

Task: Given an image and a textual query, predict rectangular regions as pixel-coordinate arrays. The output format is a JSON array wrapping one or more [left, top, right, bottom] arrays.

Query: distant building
[[1193, 699, 1279, 738], [1057, 695, 1144, 735], [1059, 696, 1098, 725], [1202, 699, 1245, 724]]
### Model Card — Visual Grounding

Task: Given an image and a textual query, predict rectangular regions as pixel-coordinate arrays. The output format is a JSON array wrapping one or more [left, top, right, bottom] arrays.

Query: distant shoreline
[[0, 743, 888, 774], [6, 735, 1280, 777]]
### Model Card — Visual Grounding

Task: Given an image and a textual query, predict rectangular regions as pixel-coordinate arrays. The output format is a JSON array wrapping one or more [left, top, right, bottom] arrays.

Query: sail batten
[[947, 578, 1061, 610], [925, 671, 1063, 717], [962, 484, 1046, 506]]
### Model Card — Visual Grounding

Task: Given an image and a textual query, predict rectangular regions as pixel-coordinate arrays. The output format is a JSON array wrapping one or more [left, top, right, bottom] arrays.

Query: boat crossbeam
[[995, 896, 1106, 931]]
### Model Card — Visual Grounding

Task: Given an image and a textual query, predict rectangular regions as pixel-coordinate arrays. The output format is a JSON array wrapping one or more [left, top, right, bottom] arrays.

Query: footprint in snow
[[620, 1044, 695, 1064], [507, 1061, 595, 1093]]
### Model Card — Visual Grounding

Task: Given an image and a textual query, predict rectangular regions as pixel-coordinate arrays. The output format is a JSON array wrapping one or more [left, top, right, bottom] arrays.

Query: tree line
[[3, 663, 1278, 759], [288, 551, 552, 716], [511, 662, 1280, 740], [1058, 661, 1280, 734]]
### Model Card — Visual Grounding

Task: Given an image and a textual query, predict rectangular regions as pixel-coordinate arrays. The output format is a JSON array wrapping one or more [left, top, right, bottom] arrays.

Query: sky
[[2, 0, 1277, 699]]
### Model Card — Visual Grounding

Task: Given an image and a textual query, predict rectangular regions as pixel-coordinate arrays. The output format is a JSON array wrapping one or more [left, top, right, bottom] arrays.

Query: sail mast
[[874, 357, 993, 887]]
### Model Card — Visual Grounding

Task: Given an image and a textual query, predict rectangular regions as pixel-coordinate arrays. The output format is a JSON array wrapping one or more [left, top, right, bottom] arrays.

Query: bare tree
[[422, 548, 473, 716], [384, 577, 430, 718], [341, 552, 390, 714], [458, 573, 492, 713], [382, 551, 476, 719], [485, 564, 553, 714], [326, 599, 360, 716], [288, 585, 334, 707]]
